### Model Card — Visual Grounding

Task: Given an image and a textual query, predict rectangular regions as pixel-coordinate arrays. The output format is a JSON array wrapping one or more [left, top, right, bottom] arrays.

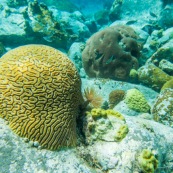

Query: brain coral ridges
[[0, 44, 83, 150]]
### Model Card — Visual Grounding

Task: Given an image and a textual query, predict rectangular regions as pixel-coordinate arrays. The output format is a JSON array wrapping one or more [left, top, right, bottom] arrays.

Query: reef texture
[[152, 88, 173, 128], [108, 89, 125, 109], [80, 113, 173, 173], [124, 88, 151, 113], [0, 44, 83, 150], [82, 25, 141, 81], [138, 63, 172, 91], [1, 78, 173, 173], [150, 39, 173, 75]]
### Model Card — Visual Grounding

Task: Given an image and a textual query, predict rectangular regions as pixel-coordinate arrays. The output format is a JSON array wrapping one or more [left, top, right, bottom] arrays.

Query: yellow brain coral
[[0, 44, 83, 150]]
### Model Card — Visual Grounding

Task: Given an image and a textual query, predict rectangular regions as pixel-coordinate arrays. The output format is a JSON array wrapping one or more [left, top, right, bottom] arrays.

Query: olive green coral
[[114, 124, 129, 141], [0, 44, 83, 150], [138, 63, 172, 91], [125, 88, 150, 113], [138, 149, 158, 173], [161, 78, 173, 91]]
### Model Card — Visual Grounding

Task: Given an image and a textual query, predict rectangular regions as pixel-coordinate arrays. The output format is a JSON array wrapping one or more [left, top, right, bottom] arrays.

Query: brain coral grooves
[[0, 44, 83, 150]]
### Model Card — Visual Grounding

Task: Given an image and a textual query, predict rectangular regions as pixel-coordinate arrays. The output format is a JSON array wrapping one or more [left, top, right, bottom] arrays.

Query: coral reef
[[0, 44, 83, 150], [82, 25, 141, 81], [138, 149, 158, 173], [152, 88, 173, 128], [114, 124, 129, 141], [27, 1, 71, 48], [138, 63, 172, 91], [108, 89, 125, 108], [90, 108, 107, 120], [85, 108, 128, 143], [124, 88, 150, 113], [161, 78, 173, 91], [129, 69, 138, 81]]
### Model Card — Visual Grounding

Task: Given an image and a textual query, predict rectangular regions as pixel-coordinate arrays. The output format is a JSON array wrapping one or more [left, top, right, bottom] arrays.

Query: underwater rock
[[0, 6, 28, 46], [84, 108, 128, 143], [141, 27, 173, 66], [141, 29, 163, 61], [152, 88, 173, 128], [68, 42, 86, 78], [0, 1, 90, 49], [51, 10, 90, 42], [159, 59, 173, 75], [150, 39, 173, 68], [27, 1, 72, 49], [138, 63, 172, 91], [0, 117, 94, 173], [158, 4, 173, 28]]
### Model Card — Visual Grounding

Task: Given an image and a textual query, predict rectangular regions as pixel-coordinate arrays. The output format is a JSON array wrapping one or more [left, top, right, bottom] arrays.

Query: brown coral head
[[82, 25, 141, 80], [109, 90, 125, 108], [0, 44, 83, 150]]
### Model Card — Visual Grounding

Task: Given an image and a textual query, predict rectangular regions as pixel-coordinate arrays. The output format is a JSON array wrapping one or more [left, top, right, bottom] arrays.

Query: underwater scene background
[[0, 0, 173, 173]]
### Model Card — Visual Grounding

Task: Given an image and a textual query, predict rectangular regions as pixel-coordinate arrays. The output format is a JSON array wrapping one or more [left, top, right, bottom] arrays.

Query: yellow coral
[[0, 44, 83, 150], [161, 78, 173, 91], [90, 108, 107, 120], [114, 124, 129, 141], [106, 109, 125, 121], [125, 88, 150, 113], [138, 149, 158, 173]]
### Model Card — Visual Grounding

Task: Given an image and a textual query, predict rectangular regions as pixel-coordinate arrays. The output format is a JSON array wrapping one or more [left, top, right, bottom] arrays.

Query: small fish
[[126, 20, 137, 25], [43, 35, 53, 42], [149, 11, 157, 18], [106, 55, 114, 64]]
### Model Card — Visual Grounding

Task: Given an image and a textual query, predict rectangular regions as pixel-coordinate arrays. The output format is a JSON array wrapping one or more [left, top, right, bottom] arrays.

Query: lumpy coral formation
[[85, 108, 128, 143], [161, 78, 173, 91], [114, 124, 129, 141], [82, 25, 141, 80], [138, 63, 172, 91], [138, 149, 158, 173], [0, 44, 83, 150], [108, 89, 125, 108], [90, 108, 125, 121], [125, 88, 150, 113]]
